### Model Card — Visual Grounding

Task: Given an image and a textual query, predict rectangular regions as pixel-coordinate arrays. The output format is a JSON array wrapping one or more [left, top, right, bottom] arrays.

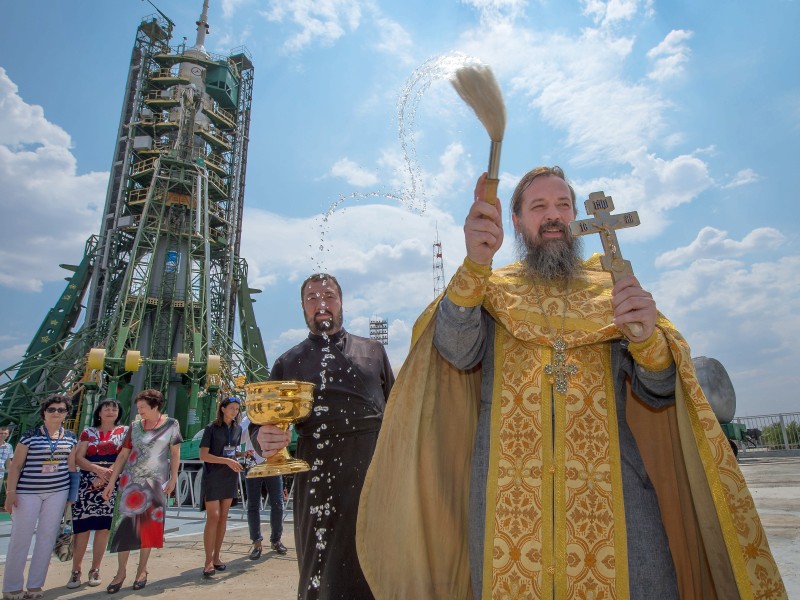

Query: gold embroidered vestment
[[356, 257, 786, 600]]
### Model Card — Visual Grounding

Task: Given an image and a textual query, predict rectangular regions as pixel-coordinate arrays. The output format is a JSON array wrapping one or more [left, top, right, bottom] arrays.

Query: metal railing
[[731, 413, 800, 451], [174, 459, 294, 522]]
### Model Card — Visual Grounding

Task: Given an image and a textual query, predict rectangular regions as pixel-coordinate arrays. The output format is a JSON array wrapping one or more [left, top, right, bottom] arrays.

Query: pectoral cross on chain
[[544, 337, 577, 394], [569, 192, 644, 338]]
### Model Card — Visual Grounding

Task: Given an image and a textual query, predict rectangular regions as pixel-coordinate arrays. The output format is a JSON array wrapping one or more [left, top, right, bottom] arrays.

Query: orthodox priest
[[357, 168, 786, 599], [255, 273, 394, 600]]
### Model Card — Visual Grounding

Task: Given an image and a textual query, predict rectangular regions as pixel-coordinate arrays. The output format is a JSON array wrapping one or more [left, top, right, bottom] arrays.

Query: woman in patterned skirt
[[102, 389, 182, 594], [66, 399, 128, 589]]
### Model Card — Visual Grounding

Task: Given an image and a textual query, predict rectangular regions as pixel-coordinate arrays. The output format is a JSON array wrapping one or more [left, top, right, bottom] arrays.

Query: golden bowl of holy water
[[244, 381, 315, 478]]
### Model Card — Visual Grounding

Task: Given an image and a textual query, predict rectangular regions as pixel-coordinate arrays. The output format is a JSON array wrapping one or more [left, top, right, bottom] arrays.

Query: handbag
[[53, 505, 74, 562]]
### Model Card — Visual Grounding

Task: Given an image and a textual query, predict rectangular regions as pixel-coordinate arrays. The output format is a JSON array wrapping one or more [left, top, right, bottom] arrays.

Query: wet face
[[302, 279, 343, 335], [512, 174, 583, 280]]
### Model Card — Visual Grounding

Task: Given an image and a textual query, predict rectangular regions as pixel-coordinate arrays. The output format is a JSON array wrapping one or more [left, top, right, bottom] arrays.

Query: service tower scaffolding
[[0, 1, 268, 442]]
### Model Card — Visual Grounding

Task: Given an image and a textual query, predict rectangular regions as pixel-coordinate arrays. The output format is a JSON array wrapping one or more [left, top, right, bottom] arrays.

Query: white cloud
[[651, 255, 800, 416], [373, 17, 414, 63], [0, 68, 71, 150], [582, 0, 641, 27], [456, 25, 667, 164], [243, 201, 455, 364], [422, 142, 473, 202], [261, 0, 363, 52], [0, 68, 105, 292], [655, 226, 786, 268], [219, 0, 250, 20], [629, 149, 713, 211], [647, 29, 693, 81], [0, 342, 27, 366], [330, 157, 380, 187], [461, 0, 527, 23], [722, 168, 760, 189], [571, 149, 714, 239]]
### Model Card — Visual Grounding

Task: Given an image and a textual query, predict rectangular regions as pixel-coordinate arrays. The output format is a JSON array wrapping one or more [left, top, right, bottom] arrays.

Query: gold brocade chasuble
[[481, 263, 630, 599], [356, 257, 787, 600]]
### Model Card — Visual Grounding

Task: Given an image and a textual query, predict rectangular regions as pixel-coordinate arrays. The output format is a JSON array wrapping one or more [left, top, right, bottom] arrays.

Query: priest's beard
[[305, 308, 344, 335], [515, 221, 584, 281]]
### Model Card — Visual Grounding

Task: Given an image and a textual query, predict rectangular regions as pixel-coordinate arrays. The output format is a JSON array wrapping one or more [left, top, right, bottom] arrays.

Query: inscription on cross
[[570, 191, 640, 279], [569, 191, 643, 337]]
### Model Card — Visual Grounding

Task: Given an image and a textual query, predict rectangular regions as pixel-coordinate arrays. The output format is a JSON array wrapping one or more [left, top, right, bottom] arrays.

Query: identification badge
[[42, 460, 58, 474], [223, 445, 236, 458]]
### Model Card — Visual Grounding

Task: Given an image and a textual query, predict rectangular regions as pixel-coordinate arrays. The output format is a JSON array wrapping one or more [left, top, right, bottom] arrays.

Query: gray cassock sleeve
[[433, 297, 488, 369], [619, 343, 677, 408]]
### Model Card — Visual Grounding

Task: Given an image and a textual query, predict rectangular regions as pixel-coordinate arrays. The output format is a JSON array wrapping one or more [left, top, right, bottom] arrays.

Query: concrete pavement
[[0, 454, 797, 598]]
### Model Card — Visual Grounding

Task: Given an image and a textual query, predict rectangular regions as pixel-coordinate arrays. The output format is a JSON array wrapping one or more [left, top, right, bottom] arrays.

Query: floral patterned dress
[[108, 418, 183, 552], [73, 425, 128, 534]]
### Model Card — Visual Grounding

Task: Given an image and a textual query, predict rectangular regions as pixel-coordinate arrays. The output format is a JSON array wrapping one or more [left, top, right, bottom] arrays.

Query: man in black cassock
[[254, 273, 394, 600]]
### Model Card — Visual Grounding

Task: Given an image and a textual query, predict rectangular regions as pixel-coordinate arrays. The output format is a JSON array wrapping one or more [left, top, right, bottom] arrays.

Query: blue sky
[[0, 0, 798, 417]]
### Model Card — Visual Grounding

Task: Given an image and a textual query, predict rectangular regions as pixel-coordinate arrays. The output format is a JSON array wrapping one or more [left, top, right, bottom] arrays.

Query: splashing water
[[395, 52, 485, 214], [311, 52, 487, 272]]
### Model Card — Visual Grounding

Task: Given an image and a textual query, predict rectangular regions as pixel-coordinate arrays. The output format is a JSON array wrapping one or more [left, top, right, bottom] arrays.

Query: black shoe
[[248, 544, 263, 560], [271, 541, 288, 555], [106, 576, 125, 594], [213, 563, 226, 571], [132, 576, 147, 591], [202, 568, 215, 578]]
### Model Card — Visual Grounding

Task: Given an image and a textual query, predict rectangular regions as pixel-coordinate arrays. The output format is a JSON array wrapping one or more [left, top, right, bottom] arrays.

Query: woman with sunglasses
[[65, 399, 128, 590], [198, 396, 243, 577], [2, 394, 79, 600]]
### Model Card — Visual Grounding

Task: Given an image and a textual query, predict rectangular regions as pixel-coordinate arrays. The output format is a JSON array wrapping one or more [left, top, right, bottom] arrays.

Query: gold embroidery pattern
[[482, 259, 785, 599], [446, 261, 491, 307], [490, 334, 545, 599], [668, 328, 787, 599], [486, 264, 626, 600], [627, 329, 673, 371]]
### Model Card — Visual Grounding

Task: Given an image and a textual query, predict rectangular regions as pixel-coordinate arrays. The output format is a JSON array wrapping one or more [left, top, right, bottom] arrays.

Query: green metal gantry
[[0, 3, 266, 442]]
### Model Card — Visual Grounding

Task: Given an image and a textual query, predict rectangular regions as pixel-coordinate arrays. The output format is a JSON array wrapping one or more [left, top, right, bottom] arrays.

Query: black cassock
[[268, 328, 394, 600]]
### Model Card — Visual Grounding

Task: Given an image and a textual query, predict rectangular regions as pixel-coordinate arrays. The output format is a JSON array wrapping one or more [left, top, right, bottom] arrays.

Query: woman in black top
[[199, 397, 243, 577]]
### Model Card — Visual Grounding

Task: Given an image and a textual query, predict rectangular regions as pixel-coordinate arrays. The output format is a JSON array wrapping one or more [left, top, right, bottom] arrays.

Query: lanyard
[[226, 423, 234, 447], [41, 426, 63, 461]]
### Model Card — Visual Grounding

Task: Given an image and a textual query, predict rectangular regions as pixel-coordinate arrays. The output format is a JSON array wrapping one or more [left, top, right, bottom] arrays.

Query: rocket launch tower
[[0, 2, 267, 440]]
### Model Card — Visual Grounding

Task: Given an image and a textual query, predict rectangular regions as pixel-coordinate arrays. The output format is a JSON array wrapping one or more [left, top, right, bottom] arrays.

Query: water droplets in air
[[310, 51, 485, 271]]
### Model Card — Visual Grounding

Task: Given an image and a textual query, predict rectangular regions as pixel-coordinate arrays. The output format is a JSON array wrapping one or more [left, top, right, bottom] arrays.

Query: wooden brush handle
[[483, 177, 499, 205], [622, 322, 644, 339]]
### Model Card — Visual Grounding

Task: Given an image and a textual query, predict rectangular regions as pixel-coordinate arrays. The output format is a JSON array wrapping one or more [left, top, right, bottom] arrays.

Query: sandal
[[202, 567, 216, 578], [66, 569, 82, 589], [106, 574, 126, 594], [24, 592, 44, 600], [88, 568, 101, 587], [2, 593, 25, 600], [132, 573, 148, 591]]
